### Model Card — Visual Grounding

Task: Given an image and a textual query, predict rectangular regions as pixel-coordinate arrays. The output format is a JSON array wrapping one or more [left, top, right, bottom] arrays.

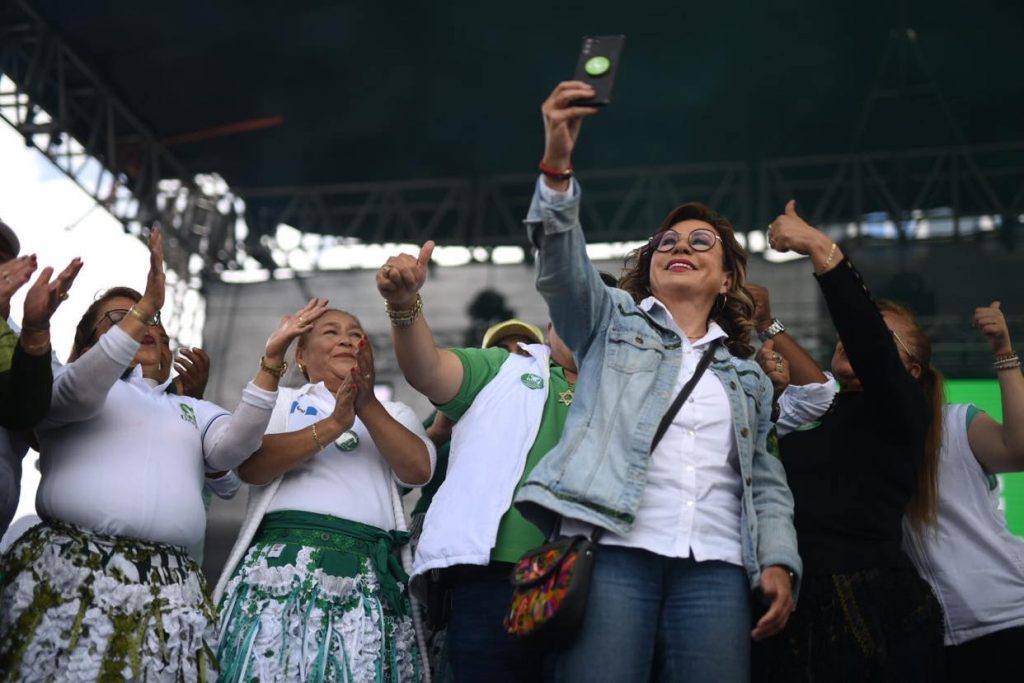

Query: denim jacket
[[514, 178, 802, 593]]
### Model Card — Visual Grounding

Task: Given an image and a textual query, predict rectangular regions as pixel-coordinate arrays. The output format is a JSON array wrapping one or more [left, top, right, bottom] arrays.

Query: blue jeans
[[555, 545, 753, 682], [447, 575, 549, 682]]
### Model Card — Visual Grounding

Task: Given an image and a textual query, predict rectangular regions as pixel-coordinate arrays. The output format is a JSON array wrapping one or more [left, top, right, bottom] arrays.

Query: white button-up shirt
[[564, 297, 743, 565]]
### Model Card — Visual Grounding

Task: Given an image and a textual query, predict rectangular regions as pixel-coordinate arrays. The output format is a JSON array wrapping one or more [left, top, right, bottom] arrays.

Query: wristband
[[538, 160, 573, 181], [20, 322, 50, 334]]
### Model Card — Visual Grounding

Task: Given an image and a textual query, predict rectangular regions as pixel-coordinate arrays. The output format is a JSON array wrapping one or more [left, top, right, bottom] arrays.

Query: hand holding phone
[[571, 35, 625, 106]]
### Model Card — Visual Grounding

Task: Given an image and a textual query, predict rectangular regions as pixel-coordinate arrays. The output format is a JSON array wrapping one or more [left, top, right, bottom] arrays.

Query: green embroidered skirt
[[216, 510, 420, 682], [0, 518, 217, 682]]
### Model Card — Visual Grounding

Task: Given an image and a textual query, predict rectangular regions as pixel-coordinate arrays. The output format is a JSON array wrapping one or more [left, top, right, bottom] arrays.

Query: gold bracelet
[[128, 305, 159, 326], [311, 422, 326, 450], [385, 294, 424, 329], [259, 355, 288, 378], [819, 242, 838, 272]]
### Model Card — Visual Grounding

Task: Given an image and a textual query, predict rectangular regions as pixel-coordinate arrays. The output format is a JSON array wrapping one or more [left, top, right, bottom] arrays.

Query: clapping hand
[[0, 255, 37, 313], [22, 257, 83, 330], [351, 334, 377, 412], [264, 298, 329, 365], [173, 347, 211, 399]]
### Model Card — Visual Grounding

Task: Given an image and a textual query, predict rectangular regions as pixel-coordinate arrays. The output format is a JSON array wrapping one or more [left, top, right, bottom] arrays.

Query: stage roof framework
[[1, 0, 1024, 364]]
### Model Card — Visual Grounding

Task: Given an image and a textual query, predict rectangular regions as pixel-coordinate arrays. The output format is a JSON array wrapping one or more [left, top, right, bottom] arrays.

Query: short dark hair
[[71, 287, 143, 360]]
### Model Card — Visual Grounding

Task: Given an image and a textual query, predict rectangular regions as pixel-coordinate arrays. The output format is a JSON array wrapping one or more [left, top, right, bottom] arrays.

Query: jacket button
[[730, 381, 737, 390], [635, 336, 643, 344], [740, 427, 749, 438], [745, 477, 752, 486]]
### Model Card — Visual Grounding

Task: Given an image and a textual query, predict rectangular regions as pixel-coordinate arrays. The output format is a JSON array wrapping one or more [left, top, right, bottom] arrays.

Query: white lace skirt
[[0, 518, 216, 682]]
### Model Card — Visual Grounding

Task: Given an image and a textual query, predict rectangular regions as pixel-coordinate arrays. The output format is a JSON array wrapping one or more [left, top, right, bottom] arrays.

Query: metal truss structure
[[2, 2, 1023, 373], [0, 0, 239, 345]]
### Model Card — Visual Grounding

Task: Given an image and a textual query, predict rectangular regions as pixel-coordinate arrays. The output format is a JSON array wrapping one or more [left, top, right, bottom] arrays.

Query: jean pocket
[[605, 326, 663, 373]]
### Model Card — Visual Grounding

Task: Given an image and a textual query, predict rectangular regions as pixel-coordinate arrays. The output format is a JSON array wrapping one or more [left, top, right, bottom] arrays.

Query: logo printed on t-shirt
[[520, 373, 544, 390], [178, 403, 198, 428], [290, 401, 319, 416]]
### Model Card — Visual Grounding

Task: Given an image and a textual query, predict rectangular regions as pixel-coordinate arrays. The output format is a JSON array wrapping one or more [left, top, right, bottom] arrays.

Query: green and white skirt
[[0, 518, 217, 682], [216, 510, 420, 682]]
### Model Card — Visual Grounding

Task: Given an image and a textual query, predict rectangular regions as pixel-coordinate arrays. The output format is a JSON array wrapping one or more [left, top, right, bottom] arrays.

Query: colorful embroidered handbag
[[503, 531, 600, 647]]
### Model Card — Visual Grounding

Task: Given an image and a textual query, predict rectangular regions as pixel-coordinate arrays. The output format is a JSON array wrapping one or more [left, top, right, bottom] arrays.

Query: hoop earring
[[713, 293, 728, 316]]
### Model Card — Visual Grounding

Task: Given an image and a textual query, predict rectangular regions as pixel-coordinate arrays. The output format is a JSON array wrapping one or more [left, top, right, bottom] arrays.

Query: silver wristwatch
[[758, 318, 786, 342]]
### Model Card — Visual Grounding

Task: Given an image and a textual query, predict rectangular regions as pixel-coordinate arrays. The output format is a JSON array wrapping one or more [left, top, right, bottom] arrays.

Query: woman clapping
[[0, 228, 302, 681], [214, 307, 435, 683]]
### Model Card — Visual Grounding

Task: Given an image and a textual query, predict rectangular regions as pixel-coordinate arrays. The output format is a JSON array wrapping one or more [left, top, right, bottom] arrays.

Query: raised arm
[[966, 302, 1024, 473], [47, 230, 165, 424], [769, 202, 922, 431], [376, 241, 464, 405], [202, 298, 326, 477], [526, 82, 613, 358]]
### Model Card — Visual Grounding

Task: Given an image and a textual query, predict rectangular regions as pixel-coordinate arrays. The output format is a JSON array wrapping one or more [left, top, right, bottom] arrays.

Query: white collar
[[638, 296, 729, 348], [124, 365, 175, 393]]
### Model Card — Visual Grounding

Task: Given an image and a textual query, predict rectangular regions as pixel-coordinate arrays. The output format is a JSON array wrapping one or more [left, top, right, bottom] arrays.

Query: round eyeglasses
[[649, 228, 722, 253], [85, 307, 163, 346]]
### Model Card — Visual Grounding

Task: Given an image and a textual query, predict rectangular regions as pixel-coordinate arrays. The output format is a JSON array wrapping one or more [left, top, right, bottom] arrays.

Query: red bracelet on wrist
[[538, 160, 574, 181]]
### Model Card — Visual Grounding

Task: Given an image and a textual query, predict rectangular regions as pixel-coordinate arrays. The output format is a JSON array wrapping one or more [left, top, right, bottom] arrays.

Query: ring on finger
[[59, 292, 69, 301], [775, 362, 783, 372], [381, 264, 393, 273], [773, 352, 782, 362]]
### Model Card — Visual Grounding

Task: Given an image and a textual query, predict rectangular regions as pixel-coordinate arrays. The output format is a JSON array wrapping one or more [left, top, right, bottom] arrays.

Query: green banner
[[945, 379, 1023, 536]]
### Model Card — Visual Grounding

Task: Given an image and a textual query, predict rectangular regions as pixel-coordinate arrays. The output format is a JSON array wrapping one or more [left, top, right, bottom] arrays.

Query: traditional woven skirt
[[753, 565, 944, 682], [216, 510, 420, 682], [0, 518, 217, 682]]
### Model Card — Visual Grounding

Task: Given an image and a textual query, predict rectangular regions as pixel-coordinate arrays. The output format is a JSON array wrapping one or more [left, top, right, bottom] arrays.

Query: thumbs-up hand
[[377, 240, 435, 308], [768, 200, 828, 257], [973, 301, 1012, 356]]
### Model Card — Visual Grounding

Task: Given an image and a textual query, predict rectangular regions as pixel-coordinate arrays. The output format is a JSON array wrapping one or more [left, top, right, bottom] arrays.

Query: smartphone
[[572, 35, 626, 106]]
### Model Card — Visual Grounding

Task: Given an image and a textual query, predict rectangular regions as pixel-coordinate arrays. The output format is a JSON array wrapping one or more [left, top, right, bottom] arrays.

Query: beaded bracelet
[[994, 353, 1020, 372], [385, 294, 424, 329]]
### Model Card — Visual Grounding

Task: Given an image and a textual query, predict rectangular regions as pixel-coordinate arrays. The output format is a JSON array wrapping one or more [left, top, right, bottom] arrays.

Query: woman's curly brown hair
[[618, 202, 756, 358]]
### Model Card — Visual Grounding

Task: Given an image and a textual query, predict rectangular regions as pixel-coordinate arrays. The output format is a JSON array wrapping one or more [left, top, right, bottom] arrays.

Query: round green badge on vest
[[335, 430, 360, 451], [520, 373, 545, 390], [585, 56, 611, 76]]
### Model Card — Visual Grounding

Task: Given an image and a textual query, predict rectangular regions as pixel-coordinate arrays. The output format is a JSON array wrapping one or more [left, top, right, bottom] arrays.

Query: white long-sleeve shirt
[[35, 325, 276, 547]]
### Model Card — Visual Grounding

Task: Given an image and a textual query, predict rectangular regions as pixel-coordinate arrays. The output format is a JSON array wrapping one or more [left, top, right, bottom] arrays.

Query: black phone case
[[571, 35, 625, 107]]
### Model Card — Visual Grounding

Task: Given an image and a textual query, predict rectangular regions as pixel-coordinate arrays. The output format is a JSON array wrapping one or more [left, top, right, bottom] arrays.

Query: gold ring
[[381, 264, 392, 273], [59, 292, 69, 301], [773, 352, 782, 362], [775, 362, 783, 372]]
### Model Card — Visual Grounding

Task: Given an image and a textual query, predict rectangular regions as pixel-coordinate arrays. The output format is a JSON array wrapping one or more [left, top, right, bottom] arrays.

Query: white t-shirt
[[35, 325, 276, 548], [903, 404, 1024, 645], [266, 384, 435, 531]]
